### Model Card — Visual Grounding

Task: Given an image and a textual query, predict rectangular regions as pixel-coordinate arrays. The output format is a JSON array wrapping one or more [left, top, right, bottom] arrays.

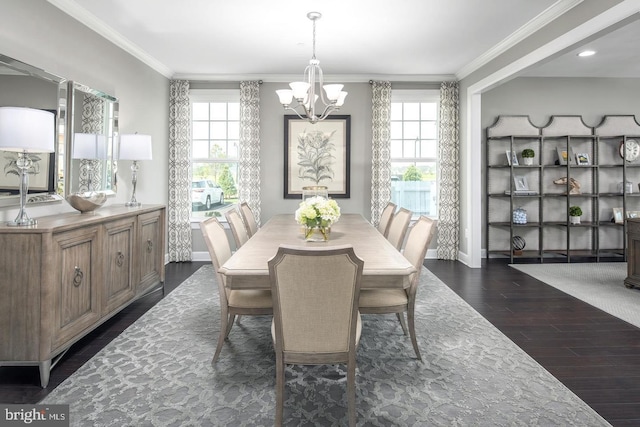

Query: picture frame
[[513, 175, 529, 191], [0, 151, 55, 194], [556, 147, 576, 165], [627, 210, 640, 219], [575, 152, 590, 165], [284, 115, 351, 199], [613, 207, 624, 224], [506, 150, 518, 166]]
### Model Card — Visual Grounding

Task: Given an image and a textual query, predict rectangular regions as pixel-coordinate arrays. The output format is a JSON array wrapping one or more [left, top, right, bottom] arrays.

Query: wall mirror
[[0, 54, 66, 208], [66, 81, 119, 196]]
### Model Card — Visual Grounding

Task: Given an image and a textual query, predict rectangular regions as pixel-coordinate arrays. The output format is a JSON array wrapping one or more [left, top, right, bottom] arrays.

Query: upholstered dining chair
[[200, 217, 272, 364], [239, 201, 259, 237], [377, 201, 397, 237], [225, 208, 250, 249], [385, 207, 412, 250], [359, 216, 437, 361], [268, 245, 364, 427]]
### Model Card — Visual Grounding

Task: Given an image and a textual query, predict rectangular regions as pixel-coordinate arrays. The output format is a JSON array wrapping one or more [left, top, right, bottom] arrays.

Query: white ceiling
[[47, 0, 640, 81]]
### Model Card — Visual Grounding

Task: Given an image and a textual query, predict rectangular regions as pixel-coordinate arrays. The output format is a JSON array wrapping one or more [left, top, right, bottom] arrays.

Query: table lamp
[[0, 106, 55, 226], [118, 133, 152, 207], [73, 132, 107, 194]]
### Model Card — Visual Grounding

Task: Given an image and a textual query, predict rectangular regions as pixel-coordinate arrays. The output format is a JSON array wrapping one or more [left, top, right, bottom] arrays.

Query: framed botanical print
[[284, 115, 351, 198]]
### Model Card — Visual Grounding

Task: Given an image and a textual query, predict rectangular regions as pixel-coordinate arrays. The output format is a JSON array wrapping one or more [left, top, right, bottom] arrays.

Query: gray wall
[[481, 76, 640, 249], [0, 0, 169, 222]]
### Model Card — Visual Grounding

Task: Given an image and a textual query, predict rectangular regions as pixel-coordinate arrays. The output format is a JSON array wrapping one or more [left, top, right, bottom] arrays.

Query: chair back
[[386, 207, 412, 250], [377, 202, 396, 236], [225, 208, 250, 248], [239, 201, 259, 237], [403, 216, 437, 293], [268, 245, 364, 358], [200, 217, 233, 303]]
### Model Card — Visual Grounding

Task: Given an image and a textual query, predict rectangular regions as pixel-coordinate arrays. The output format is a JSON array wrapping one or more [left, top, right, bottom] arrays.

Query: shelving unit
[[486, 114, 640, 263]]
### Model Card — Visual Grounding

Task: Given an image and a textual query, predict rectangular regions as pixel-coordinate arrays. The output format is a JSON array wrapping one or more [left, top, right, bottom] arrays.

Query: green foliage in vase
[[522, 148, 535, 158], [296, 130, 336, 184], [569, 206, 582, 217]]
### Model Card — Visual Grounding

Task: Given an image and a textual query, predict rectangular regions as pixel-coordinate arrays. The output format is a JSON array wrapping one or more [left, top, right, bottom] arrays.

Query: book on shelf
[[504, 190, 538, 196]]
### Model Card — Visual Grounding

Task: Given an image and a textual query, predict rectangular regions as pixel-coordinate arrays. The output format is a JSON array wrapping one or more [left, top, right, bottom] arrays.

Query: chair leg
[[225, 314, 236, 337], [347, 357, 357, 427], [275, 356, 285, 426], [407, 306, 422, 362], [212, 309, 229, 364], [396, 312, 408, 335]]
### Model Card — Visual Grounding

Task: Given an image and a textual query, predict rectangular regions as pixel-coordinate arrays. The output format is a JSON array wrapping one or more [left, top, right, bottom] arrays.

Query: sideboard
[[0, 204, 165, 387]]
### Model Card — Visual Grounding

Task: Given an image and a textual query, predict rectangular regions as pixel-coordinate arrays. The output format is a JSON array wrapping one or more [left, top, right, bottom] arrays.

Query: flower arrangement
[[295, 196, 341, 240]]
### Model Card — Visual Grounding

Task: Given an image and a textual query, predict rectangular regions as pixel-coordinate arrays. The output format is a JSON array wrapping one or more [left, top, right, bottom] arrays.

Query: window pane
[[228, 121, 240, 140], [209, 122, 227, 139], [422, 140, 437, 158], [390, 161, 438, 216], [390, 103, 403, 120], [210, 142, 227, 158], [209, 103, 227, 120], [421, 103, 437, 120], [192, 140, 209, 158], [403, 103, 419, 120], [227, 141, 239, 158], [390, 121, 403, 139], [191, 162, 238, 216], [390, 140, 403, 158], [228, 103, 240, 120], [192, 121, 209, 139], [403, 121, 419, 140], [403, 139, 416, 158], [192, 103, 209, 120], [422, 121, 437, 139]]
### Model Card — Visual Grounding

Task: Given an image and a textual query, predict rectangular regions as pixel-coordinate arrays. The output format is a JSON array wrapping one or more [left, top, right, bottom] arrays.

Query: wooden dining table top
[[219, 213, 416, 290]]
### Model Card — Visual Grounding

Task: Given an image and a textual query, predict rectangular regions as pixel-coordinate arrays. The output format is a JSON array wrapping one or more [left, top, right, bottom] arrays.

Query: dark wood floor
[[2, 259, 640, 426]]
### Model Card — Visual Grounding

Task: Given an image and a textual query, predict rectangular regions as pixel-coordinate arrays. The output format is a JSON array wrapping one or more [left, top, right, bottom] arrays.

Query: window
[[190, 89, 240, 219], [390, 90, 439, 218]]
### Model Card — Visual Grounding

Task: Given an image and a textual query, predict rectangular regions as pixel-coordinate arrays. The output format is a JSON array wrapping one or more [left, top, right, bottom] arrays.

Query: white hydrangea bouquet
[[294, 196, 341, 241]]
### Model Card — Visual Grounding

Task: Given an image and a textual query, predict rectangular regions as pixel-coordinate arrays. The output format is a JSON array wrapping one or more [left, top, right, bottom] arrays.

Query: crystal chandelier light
[[276, 12, 347, 124]]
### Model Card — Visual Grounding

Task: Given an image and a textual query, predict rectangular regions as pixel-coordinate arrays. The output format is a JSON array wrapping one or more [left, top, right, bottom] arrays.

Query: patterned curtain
[[370, 81, 392, 226], [168, 80, 192, 262], [238, 81, 262, 226], [437, 81, 460, 260], [79, 95, 105, 192]]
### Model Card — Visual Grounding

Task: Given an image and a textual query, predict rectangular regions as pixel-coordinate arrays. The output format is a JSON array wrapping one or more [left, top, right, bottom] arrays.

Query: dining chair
[[200, 216, 272, 364], [359, 216, 437, 361], [225, 208, 250, 249], [239, 201, 259, 237], [268, 245, 364, 427], [385, 207, 412, 250], [377, 201, 397, 237]]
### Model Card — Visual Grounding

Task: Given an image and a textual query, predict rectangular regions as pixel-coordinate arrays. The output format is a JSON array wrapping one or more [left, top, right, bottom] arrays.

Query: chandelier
[[276, 12, 347, 124]]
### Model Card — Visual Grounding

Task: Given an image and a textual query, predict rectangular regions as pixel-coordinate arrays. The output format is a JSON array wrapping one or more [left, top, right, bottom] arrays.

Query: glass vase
[[304, 226, 330, 242], [302, 186, 329, 201]]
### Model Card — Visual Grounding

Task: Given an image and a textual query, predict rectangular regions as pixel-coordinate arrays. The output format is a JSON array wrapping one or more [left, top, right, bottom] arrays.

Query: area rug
[[41, 266, 609, 426], [510, 262, 640, 329]]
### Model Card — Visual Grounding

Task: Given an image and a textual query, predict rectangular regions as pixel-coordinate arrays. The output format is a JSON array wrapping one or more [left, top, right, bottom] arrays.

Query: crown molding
[[47, 0, 174, 78], [174, 73, 457, 83], [456, 0, 583, 80]]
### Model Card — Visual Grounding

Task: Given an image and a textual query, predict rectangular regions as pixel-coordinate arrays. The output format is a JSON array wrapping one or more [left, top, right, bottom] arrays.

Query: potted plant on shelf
[[521, 148, 535, 165], [569, 205, 582, 224]]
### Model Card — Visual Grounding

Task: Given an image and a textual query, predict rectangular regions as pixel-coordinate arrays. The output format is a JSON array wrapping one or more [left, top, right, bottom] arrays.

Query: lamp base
[[7, 218, 37, 227], [125, 201, 141, 208]]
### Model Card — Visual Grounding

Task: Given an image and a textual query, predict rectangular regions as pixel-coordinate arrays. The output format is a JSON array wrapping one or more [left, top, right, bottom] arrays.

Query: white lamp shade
[[276, 89, 293, 105], [336, 91, 348, 107], [73, 133, 107, 159], [0, 106, 55, 153], [323, 84, 344, 101], [289, 82, 310, 99], [118, 134, 153, 160]]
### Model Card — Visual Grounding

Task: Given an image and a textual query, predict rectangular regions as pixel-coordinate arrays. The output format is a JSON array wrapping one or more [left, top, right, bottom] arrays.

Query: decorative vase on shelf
[[295, 195, 341, 242], [513, 207, 527, 224], [570, 215, 581, 225], [523, 157, 534, 166]]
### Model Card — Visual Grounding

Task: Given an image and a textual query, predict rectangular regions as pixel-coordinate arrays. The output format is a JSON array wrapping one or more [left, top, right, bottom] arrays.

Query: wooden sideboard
[[625, 218, 640, 289], [0, 204, 165, 387]]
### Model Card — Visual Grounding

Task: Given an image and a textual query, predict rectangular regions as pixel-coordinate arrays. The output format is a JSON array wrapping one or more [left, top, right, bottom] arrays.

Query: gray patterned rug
[[41, 265, 609, 426], [510, 262, 640, 329]]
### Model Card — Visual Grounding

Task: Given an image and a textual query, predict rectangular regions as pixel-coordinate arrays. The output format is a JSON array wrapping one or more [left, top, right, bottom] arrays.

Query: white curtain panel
[[168, 79, 192, 262], [370, 81, 392, 226], [437, 81, 460, 260], [238, 81, 262, 226]]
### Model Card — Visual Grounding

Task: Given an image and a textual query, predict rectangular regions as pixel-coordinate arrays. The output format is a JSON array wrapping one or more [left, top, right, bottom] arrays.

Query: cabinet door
[[52, 227, 101, 351], [137, 210, 165, 294], [104, 218, 136, 313]]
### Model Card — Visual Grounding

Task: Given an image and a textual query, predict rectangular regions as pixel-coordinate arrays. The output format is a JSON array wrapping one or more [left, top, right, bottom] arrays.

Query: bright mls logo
[[1, 405, 68, 426]]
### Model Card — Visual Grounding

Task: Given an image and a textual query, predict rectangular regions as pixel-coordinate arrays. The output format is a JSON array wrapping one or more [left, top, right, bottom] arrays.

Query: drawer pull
[[147, 239, 153, 253], [73, 267, 84, 287], [116, 251, 125, 267]]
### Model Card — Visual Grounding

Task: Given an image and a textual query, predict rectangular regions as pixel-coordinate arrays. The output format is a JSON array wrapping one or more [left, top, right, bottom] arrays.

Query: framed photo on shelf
[[575, 152, 590, 165], [556, 147, 576, 165], [513, 175, 529, 191], [627, 211, 640, 219], [506, 150, 518, 166], [613, 207, 624, 224]]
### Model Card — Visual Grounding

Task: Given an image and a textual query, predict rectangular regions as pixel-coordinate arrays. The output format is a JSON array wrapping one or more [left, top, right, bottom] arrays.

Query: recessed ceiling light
[[577, 50, 596, 57]]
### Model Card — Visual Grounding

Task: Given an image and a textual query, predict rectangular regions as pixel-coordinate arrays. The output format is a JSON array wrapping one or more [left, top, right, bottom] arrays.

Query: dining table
[[219, 213, 416, 290]]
